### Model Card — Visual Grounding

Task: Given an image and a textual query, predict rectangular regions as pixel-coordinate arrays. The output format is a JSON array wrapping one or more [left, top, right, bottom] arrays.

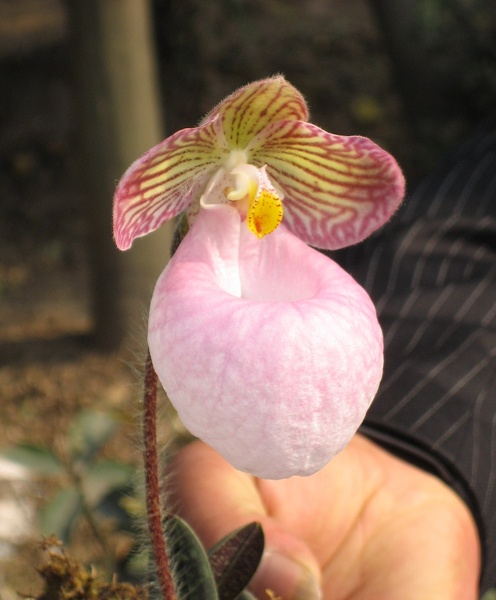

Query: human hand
[[168, 434, 480, 600]]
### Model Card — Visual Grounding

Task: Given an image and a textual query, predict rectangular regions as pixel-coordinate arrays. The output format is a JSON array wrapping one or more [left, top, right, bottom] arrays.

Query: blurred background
[[0, 0, 495, 595]]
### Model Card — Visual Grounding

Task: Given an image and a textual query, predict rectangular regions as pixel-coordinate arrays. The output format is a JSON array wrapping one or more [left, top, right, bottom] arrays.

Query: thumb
[[167, 440, 322, 599]]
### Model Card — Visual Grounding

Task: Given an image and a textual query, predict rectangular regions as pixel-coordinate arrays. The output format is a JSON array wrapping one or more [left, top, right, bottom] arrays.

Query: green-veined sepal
[[202, 76, 308, 152]]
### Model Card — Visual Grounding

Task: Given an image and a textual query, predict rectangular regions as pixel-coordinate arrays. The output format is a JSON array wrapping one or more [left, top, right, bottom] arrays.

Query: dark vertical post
[[70, 0, 172, 350]]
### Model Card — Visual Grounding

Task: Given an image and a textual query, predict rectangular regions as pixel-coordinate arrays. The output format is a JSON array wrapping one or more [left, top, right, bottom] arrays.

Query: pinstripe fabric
[[333, 125, 496, 594]]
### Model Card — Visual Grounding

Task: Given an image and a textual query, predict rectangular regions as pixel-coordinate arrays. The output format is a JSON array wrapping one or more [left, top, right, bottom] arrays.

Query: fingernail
[[251, 552, 322, 600]]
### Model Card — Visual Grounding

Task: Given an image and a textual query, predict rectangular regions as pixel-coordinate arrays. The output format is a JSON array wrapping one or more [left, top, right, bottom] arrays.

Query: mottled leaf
[[164, 514, 219, 600], [208, 522, 264, 600]]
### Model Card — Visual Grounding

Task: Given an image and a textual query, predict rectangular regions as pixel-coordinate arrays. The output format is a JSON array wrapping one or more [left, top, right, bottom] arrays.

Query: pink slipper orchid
[[113, 76, 405, 479]]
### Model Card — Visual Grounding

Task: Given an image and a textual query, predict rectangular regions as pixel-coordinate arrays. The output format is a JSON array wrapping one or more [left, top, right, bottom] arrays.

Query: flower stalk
[[143, 350, 177, 599]]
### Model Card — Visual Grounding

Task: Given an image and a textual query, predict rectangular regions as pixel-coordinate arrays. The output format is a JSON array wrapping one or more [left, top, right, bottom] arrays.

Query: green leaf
[[481, 590, 496, 600], [83, 459, 134, 507], [69, 410, 119, 463], [164, 514, 219, 600], [208, 522, 264, 600], [39, 487, 82, 543], [125, 546, 149, 577], [1, 444, 64, 476]]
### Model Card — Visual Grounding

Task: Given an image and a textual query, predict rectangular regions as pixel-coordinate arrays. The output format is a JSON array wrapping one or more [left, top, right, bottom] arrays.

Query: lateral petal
[[113, 120, 226, 250], [250, 120, 405, 249]]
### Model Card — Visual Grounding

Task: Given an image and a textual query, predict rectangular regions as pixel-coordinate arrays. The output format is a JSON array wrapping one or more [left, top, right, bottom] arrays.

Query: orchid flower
[[113, 76, 405, 479]]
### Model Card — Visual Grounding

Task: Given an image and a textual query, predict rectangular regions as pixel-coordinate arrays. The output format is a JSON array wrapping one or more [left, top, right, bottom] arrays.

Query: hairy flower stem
[[143, 350, 177, 599]]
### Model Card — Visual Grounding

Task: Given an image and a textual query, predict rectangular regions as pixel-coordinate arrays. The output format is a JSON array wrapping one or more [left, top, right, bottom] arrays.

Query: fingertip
[[250, 548, 322, 600]]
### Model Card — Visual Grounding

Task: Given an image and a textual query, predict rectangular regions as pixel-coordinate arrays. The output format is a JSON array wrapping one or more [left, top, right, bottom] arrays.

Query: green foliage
[[69, 409, 120, 463], [208, 522, 264, 600], [83, 459, 135, 507], [164, 514, 219, 599], [2, 444, 65, 476], [40, 487, 83, 542], [481, 589, 496, 600], [0, 409, 138, 580], [161, 517, 265, 600], [2, 409, 267, 597], [31, 526, 266, 600]]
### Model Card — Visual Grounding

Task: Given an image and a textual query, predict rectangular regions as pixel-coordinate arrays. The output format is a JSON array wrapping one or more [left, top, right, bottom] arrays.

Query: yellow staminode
[[247, 189, 284, 238]]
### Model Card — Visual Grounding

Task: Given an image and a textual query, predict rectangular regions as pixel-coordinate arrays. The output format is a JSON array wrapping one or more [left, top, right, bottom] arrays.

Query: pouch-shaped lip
[[148, 205, 383, 479]]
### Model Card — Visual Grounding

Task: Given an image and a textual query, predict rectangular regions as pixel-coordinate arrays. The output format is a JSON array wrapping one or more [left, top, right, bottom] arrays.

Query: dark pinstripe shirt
[[333, 125, 496, 594]]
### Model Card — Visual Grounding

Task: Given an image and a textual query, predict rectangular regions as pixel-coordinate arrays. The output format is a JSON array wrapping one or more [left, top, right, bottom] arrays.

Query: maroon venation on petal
[[250, 120, 405, 249], [113, 121, 225, 250]]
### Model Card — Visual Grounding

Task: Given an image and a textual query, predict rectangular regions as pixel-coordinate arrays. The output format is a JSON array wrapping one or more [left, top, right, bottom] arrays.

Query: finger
[[167, 440, 322, 599]]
